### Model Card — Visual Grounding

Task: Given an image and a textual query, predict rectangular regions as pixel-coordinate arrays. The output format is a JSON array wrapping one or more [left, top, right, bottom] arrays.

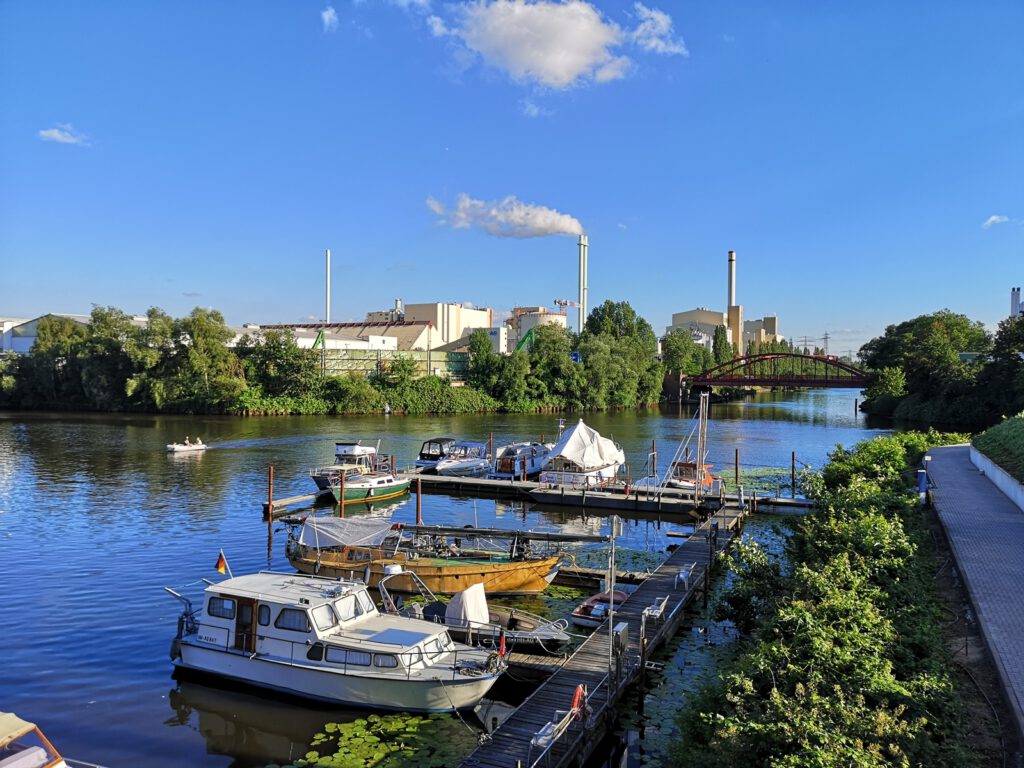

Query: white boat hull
[[167, 443, 207, 453], [176, 643, 499, 711], [435, 459, 491, 477]]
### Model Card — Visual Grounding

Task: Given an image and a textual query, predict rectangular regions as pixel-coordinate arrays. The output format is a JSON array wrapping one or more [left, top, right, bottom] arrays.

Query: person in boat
[[184, 436, 191, 446], [195, 437, 203, 446]]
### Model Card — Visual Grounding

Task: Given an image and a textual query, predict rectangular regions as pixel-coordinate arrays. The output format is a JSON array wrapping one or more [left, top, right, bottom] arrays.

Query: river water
[[0, 390, 888, 767]]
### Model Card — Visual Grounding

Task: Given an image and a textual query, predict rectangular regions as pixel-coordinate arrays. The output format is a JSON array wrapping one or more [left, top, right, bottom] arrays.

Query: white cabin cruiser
[[538, 420, 624, 488], [310, 440, 384, 491], [414, 437, 457, 473], [166, 571, 505, 712], [434, 442, 490, 477], [489, 441, 552, 480]]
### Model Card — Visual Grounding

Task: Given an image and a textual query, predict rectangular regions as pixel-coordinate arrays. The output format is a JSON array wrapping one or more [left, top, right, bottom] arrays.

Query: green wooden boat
[[331, 472, 411, 503]]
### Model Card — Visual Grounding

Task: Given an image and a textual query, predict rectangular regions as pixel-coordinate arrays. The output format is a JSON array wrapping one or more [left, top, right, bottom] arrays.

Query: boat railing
[[188, 620, 502, 681]]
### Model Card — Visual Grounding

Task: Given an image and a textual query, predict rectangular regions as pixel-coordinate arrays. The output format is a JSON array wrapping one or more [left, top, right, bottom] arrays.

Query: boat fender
[[169, 638, 181, 661]]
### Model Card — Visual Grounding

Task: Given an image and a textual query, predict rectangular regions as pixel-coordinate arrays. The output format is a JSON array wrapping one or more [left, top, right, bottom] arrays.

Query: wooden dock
[[459, 505, 745, 768]]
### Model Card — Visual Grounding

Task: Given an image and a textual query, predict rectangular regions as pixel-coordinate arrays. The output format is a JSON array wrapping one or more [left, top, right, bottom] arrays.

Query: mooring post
[[390, 454, 395, 473], [339, 471, 346, 517], [489, 432, 493, 460], [854, 398, 859, 414], [734, 448, 739, 487], [267, 465, 274, 564], [791, 452, 797, 498], [522, 456, 527, 482], [416, 478, 423, 524]]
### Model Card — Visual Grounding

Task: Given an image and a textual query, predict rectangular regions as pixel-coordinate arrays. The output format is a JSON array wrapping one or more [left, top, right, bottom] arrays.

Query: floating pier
[[460, 504, 745, 768]]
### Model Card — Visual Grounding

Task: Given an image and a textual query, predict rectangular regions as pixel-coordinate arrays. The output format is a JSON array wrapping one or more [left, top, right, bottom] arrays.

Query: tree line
[[0, 300, 671, 415], [859, 309, 1024, 427]]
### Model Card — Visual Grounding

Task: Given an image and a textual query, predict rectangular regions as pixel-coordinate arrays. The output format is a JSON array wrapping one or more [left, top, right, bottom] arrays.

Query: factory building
[[505, 306, 568, 353], [366, 300, 494, 348], [664, 251, 784, 355]]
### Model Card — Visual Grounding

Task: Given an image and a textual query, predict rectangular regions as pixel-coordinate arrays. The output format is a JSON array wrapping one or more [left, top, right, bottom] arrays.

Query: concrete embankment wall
[[970, 446, 1024, 513]]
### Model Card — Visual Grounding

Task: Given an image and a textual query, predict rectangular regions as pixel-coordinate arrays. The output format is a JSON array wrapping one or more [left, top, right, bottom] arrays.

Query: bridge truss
[[688, 353, 869, 388]]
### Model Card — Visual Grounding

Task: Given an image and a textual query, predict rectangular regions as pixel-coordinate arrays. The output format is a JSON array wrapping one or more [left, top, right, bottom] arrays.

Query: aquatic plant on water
[[269, 712, 479, 768]]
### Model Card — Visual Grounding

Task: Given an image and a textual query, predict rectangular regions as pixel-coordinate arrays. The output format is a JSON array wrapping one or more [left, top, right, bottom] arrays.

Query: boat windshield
[[334, 590, 377, 621]]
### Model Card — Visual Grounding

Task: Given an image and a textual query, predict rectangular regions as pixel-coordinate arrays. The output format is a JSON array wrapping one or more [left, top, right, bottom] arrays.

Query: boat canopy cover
[[0, 712, 35, 748], [297, 516, 396, 549], [445, 582, 490, 629], [546, 420, 625, 470]]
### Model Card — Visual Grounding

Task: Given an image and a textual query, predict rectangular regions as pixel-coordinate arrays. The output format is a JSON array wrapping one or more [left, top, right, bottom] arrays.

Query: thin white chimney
[[727, 250, 737, 308], [578, 235, 589, 332], [325, 249, 331, 324]]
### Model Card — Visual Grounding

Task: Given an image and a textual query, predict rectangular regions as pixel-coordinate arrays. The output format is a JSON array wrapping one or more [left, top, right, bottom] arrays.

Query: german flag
[[215, 549, 228, 575]]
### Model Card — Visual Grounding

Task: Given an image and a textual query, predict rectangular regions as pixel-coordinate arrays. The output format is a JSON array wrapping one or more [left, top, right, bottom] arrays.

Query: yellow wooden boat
[[287, 544, 560, 595]]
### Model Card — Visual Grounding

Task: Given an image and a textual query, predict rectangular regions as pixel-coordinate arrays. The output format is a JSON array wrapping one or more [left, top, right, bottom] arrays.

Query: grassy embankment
[[972, 412, 1024, 483], [670, 430, 978, 768]]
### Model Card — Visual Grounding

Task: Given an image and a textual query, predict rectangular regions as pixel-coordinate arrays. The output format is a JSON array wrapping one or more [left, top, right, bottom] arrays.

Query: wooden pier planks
[[460, 506, 745, 768]]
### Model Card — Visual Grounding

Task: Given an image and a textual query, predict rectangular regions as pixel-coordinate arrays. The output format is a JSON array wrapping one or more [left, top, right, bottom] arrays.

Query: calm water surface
[[0, 390, 888, 767]]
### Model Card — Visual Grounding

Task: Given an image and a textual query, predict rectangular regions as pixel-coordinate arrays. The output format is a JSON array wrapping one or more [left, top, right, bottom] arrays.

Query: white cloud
[[38, 123, 88, 146], [423, 0, 685, 90], [455, 0, 625, 89], [631, 3, 687, 55], [321, 6, 339, 31], [982, 214, 1009, 229], [520, 98, 551, 117], [428, 193, 584, 237], [427, 14, 449, 36]]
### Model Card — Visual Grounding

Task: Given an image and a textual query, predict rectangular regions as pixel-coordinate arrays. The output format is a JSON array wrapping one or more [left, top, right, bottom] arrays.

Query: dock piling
[[735, 448, 739, 487], [791, 451, 797, 497], [266, 465, 274, 565], [416, 478, 423, 524]]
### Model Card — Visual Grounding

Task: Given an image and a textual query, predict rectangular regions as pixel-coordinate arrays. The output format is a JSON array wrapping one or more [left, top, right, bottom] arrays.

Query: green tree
[[236, 329, 321, 398], [124, 307, 176, 409], [527, 324, 585, 408], [165, 307, 245, 411], [663, 328, 713, 375], [467, 328, 501, 395], [976, 315, 1024, 417], [20, 315, 88, 406], [712, 325, 733, 366], [77, 306, 140, 410]]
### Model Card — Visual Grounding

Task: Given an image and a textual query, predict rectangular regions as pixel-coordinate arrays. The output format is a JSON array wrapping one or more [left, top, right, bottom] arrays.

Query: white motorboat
[[435, 442, 490, 477], [310, 440, 383, 491], [380, 572, 571, 654], [166, 571, 505, 712], [538, 420, 624, 488], [489, 441, 552, 480], [167, 439, 207, 453], [414, 437, 457, 472]]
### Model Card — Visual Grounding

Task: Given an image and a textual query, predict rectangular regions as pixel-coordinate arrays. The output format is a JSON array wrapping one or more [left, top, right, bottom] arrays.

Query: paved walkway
[[928, 445, 1024, 745]]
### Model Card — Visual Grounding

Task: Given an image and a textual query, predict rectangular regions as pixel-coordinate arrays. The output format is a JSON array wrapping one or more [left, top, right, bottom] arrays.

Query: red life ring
[[571, 684, 587, 719]]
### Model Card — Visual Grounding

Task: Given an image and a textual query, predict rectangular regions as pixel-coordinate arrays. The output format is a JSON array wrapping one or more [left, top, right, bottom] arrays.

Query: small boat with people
[[538, 420, 624, 488], [165, 571, 505, 711], [286, 517, 562, 595], [378, 570, 572, 654], [167, 436, 207, 453], [310, 440, 386, 491], [489, 441, 552, 480], [570, 589, 629, 629], [434, 442, 491, 477]]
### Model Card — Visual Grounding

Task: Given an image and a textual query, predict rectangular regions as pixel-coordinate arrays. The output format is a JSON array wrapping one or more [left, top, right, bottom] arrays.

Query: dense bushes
[[972, 412, 1024, 482], [860, 311, 1024, 428], [672, 431, 972, 768]]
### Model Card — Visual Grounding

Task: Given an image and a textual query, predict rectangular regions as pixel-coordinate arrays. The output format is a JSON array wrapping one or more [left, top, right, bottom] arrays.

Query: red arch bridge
[[687, 353, 869, 388]]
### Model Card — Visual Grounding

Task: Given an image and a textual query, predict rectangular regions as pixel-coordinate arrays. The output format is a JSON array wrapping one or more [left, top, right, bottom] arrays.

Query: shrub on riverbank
[[972, 412, 1024, 482], [671, 431, 972, 768]]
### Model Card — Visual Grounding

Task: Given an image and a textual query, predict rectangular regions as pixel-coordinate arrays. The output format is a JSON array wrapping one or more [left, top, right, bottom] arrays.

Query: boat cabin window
[[306, 642, 325, 661], [424, 638, 445, 659], [274, 608, 311, 632], [208, 597, 235, 619], [311, 604, 338, 631], [407, 647, 424, 666], [334, 594, 366, 621], [258, 605, 270, 626], [374, 654, 398, 668], [355, 590, 375, 615], [325, 647, 371, 666]]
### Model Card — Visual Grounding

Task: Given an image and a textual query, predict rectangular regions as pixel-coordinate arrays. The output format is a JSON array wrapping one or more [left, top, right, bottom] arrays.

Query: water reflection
[[0, 391, 891, 767]]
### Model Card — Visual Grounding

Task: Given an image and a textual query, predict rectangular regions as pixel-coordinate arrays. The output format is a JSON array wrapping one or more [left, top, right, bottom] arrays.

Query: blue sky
[[1, 0, 1021, 355]]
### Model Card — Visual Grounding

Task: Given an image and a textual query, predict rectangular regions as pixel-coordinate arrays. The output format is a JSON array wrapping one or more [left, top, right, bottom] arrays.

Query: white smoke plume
[[427, 193, 584, 237]]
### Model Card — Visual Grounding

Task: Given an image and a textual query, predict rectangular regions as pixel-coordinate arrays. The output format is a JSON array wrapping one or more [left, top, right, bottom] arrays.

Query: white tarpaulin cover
[[445, 582, 490, 629], [546, 420, 625, 471], [297, 516, 396, 549]]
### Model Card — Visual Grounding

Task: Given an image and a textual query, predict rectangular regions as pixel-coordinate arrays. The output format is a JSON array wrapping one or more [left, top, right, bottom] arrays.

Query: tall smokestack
[[578, 235, 588, 332], [325, 249, 331, 324], [727, 250, 736, 308]]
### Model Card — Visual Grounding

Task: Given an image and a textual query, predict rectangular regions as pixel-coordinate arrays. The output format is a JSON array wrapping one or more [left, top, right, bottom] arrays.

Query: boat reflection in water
[[167, 678, 352, 767]]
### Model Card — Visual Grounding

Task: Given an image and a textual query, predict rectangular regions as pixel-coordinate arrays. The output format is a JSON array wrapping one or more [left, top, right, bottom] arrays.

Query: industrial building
[[505, 306, 568, 352], [366, 300, 494, 349], [1011, 287, 1023, 319], [664, 250, 784, 355]]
